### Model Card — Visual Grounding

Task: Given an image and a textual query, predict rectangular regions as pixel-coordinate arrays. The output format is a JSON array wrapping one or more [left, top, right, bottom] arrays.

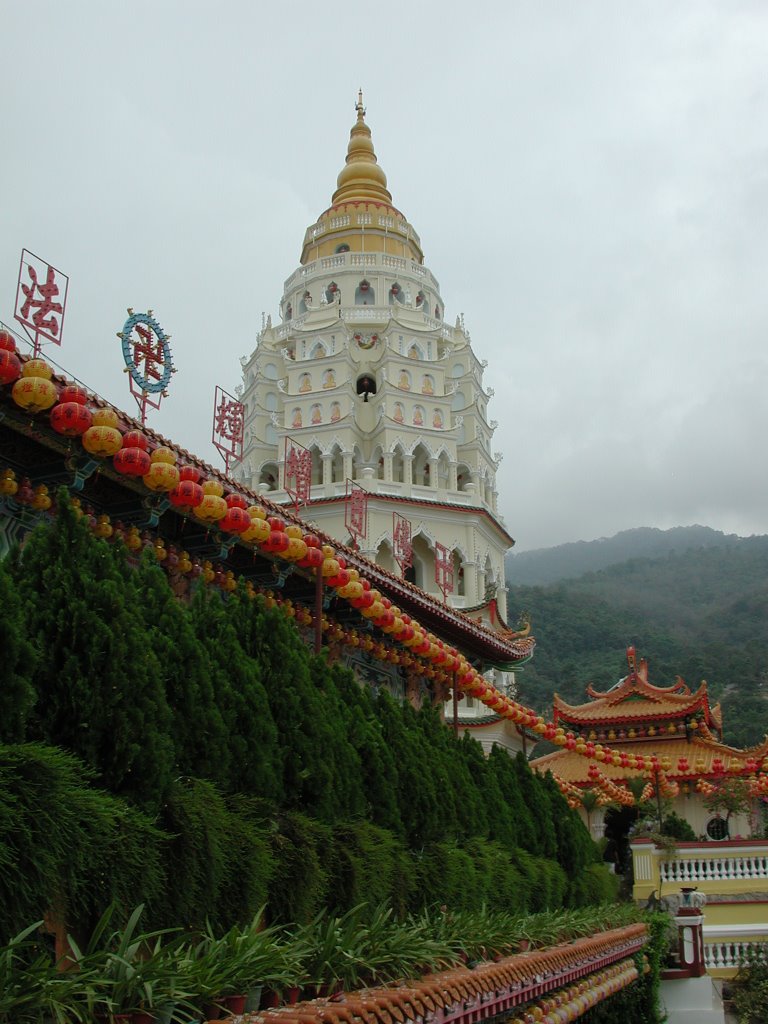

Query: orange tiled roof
[[532, 734, 768, 785], [553, 654, 716, 728]]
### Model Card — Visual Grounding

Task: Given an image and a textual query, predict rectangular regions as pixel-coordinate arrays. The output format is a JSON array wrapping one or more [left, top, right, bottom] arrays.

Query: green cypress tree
[[189, 587, 282, 803], [134, 555, 231, 786], [223, 592, 344, 821], [0, 558, 35, 742], [486, 743, 537, 852], [12, 498, 174, 811]]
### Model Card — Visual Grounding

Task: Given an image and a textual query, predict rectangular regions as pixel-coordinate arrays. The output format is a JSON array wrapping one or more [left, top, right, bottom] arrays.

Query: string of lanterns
[[3, 338, 768, 800]]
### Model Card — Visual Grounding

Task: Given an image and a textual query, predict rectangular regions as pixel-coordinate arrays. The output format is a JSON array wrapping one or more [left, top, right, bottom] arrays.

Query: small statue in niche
[[299, 373, 312, 393], [433, 409, 443, 429], [393, 402, 404, 423], [422, 374, 434, 395], [291, 408, 302, 428], [413, 406, 424, 426], [398, 369, 411, 390], [322, 368, 336, 389], [330, 402, 341, 422], [311, 404, 322, 425]]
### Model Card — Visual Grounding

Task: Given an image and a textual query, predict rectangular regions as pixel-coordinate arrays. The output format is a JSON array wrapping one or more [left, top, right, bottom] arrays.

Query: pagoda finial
[[331, 89, 392, 206]]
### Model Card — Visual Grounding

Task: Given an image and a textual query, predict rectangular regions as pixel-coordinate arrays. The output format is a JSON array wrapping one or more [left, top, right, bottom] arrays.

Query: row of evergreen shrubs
[[0, 499, 615, 941], [0, 744, 618, 942]]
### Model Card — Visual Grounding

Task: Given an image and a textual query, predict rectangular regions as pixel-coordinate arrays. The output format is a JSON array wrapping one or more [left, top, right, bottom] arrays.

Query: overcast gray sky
[[2, 1, 767, 551]]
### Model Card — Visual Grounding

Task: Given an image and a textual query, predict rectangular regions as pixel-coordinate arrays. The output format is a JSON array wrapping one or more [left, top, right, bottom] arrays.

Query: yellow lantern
[[93, 514, 113, 538], [83, 408, 123, 457], [11, 359, 57, 413], [143, 447, 180, 492], [0, 468, 18, 496], [282, 536, 308, 561], [241, 517, 271, 543], [31, 484, 52, 511], [194, 480, 227, 523]]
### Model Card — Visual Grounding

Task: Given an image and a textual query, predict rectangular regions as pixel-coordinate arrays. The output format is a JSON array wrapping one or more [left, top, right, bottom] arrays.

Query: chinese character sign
[[118, 309, 174, 426], [345, 480, 368, 545], [284, 438, 311, 511], [393, 512, 412, 575], [435, 542, 455, 602], [15, 250, 69, 355], [212, 386, 244, 473]]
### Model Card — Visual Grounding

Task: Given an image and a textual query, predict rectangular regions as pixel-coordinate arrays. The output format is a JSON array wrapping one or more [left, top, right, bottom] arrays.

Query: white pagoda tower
[[237, 93, 513, 627]]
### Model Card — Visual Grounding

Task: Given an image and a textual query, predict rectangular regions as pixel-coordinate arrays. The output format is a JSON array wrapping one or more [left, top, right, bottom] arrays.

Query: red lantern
[[51, 386, 92, 437], [226, 492, 248, 510], [179, 465, 202, 483], [261, 530, 289, 553], [0, 335, 21, 384], [169, 478, 204, 509], [114, 446, 152, 476], [298, 546, 324, 569], [123, 430, 149, 450], [220, 505, 250, 534]]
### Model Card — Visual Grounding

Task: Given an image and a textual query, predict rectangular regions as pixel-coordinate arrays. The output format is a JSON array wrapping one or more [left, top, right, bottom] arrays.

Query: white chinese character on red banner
[[15, 250, 69, 354], [212, 386, 244, 472], [284, 438, 311, 510], [393, 512, 412, 574]]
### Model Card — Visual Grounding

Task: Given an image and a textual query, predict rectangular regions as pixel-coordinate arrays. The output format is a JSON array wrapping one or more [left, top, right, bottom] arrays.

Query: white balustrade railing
[[660, 852, 768, 884], [705, 940, 768, 970], [283, 253, 440, 293]]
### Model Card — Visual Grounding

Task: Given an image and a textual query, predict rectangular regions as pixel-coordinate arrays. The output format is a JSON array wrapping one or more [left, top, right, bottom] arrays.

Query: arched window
[[324, 282, 339, 304], [335, 243, 350, 253], [389, 282, 404, 305], [412, 443, 430, 485], [299, 290, 312, 314], [309, 445, 323, 486], [355, 280, 374, 305], [259, 462, 278, 491], [375, 540, 397, 574], [392, 445, 406, 483]]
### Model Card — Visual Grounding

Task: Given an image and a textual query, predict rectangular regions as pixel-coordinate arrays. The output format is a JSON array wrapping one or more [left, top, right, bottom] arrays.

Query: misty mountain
[[506, 525, 747, 586], [506, 533, 768, 750]]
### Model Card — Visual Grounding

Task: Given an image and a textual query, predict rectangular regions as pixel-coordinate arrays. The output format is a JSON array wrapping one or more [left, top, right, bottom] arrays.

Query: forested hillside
[[506, 525, 749, 585], [508, 537, 768, 749]]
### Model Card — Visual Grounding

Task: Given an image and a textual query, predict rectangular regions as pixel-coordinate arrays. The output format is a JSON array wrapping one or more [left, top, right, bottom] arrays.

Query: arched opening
[[335, 243, 350, 254], [373, 445, 384, 480], [407, 342, 423, 360], [298, 290, 312, 314], [376, 540, 397, 574], [389, 282, 404, 305], [352, 444, 364, 481], [415, 290, 426, 309], [355, 280, 374, 305], [285, 303, 293, 320], [258, 462, 278, 491], [456, 463, 471, 492], [330, 445, 344, 484], [356, 374, 377, 400], [451, 389, 467, 411], [453, 549, 465, 597], [309, 445, 323, 486], [324, 282, 339, 304], [437, 451, 451, 490], [412, 443, 431, 486], [391, 445, 406, 483], [409, 533, 436, 592]]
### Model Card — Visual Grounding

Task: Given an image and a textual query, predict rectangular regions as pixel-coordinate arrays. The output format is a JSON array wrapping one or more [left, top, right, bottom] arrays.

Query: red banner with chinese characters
[[212, 386, 244, 474], [284, 437, 311, 512], [15, 249, 69, 355], [435, 541, 455, 602], [345, 480, 368, 546], [393, 511, 412, 575]]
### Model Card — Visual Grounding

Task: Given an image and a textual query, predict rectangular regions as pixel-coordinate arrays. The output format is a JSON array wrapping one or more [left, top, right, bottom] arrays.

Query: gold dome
[[331, 90, 393, 206]]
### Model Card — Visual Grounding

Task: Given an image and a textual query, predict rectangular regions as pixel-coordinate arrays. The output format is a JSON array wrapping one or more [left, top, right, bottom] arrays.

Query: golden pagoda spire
[[331, 91, 393, 206]]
